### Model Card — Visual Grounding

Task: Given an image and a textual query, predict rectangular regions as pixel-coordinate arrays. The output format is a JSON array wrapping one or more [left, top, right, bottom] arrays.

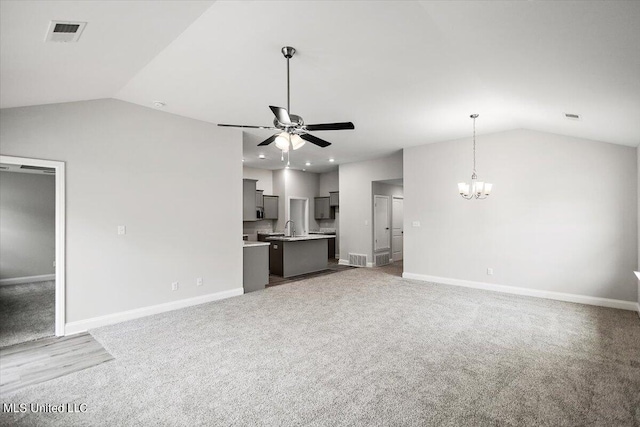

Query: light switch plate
[[412, 221, 421, 227]]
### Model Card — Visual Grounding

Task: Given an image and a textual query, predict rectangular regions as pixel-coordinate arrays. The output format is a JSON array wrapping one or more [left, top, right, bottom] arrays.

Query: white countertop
[[243, 241, 270, 248], [265, 235, 336, 242]]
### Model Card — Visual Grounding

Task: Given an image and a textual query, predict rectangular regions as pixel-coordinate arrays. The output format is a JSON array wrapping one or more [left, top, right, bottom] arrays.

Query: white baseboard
[[65, 287, 244, 335], [366, 262, 374, 268], [0, 274, 55, 286], [402, 272, 637, 312], [637, 303, 640, 318]]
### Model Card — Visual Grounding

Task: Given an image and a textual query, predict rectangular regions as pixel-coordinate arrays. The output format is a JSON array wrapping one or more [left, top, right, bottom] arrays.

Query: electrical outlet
[[412, 221, 421, 227], [487, 268, 493, 275], [171, 281, 179, 291], [53, 260, 56, 268], [196, 277, 203, 287], [117, 225, 126, 235]]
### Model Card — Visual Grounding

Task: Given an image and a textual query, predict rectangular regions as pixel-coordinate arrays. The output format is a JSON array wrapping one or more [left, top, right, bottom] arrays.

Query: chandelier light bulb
[[275, 132, 290, 152], [290, 134, 306, 150]]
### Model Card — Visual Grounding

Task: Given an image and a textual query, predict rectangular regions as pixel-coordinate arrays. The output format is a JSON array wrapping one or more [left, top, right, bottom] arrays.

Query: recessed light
[[241, 159, 245, 162], [258, 154, 266, 159], [305, 162, 311, 166], [329, 158, 335, 163], [153, 101, 166, 108], [285, 166, 290, 169]]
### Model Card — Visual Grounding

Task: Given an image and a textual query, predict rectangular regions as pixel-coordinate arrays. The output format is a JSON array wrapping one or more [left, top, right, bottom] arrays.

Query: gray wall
[[339, 152, 403, 263], [638, 146, 640, 306], [0, 171, 55, 280], [404, 129, 638, 302], [0, 99, 242, 322]]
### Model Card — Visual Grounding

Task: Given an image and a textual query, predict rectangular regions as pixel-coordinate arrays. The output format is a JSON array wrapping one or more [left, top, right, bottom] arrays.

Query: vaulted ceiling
[[2, 1, 639, 173]]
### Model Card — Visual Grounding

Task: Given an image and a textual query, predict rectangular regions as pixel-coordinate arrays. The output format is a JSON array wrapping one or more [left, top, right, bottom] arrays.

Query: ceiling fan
[[217, 46, 354, 153]]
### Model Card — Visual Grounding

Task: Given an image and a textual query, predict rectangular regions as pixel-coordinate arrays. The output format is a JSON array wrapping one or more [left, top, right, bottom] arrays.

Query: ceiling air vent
[[564, 113, 581, 121], [45, 21, 87, 43]]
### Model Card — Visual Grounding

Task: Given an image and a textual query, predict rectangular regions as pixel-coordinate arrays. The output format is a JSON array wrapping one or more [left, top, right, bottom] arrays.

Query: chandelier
[[458, 114, 492, 200]]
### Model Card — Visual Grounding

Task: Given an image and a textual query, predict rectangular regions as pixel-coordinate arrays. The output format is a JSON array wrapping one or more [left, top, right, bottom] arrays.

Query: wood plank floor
[[0, 332, 114, 395]]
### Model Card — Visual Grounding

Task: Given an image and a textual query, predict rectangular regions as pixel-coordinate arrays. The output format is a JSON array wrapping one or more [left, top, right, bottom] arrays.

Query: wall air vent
[[375, 252, 390, 267], [20, 165, 55, 174], [564, 113, 581, 121], [45, 21, 87, 43], [349, 253, 368, 267]]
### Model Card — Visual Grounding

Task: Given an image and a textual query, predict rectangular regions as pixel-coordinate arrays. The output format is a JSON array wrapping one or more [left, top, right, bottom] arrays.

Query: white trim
[[286, 196, 309, 235], [65, 287, 244, 335], [1, 155, 66, 336], [637, 303, 640, 318], [0, 274, 55, 286], [402, 272, 638, 312], [366, 262, 374, 268]]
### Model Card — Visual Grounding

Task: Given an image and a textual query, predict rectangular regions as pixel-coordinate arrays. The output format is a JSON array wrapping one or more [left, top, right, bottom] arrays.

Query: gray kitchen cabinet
[[263, 195, 279, 219], [256, 190, 264, 208], [243, 179, 257, 221], [314, 197, 334, 220], [329, 191, 339, 207]]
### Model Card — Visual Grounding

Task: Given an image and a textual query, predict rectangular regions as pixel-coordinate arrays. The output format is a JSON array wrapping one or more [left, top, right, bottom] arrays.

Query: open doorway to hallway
[[0, 156, 66, 347], [372, 179, 403, 274]]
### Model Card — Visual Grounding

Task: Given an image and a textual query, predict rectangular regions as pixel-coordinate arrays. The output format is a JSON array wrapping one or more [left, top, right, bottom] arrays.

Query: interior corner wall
[[0, 98, 243, 323], [339, 151, 403, 263], [404, 129, 638, 302], [0, 171, 55, 280], [637, 145, 640, 306]]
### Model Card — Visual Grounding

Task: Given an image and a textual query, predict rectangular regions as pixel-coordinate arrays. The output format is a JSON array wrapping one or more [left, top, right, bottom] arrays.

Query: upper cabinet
[[243, 179, 257, 221], [256, 190, 264, 208], [263, 195, 279, 219], [329, 191, 339, 207], [314, 197, 334, 220]]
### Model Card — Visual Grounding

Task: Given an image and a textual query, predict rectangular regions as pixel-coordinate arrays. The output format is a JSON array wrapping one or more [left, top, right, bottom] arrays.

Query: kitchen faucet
[[284, 220, 296, 237]]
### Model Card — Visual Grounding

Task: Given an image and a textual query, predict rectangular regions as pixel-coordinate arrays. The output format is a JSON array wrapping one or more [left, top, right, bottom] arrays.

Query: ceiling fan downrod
[[281, 46, 295, 114]]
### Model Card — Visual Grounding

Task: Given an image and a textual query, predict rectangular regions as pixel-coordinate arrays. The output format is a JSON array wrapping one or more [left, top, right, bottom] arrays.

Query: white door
[[392, 197, 403, 261], [374, 195, 390, 251]]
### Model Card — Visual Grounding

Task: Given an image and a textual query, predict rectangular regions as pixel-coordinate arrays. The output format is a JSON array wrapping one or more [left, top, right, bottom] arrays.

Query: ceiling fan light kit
[[458, 114, 492, 200], [218, 46, 354, 167]]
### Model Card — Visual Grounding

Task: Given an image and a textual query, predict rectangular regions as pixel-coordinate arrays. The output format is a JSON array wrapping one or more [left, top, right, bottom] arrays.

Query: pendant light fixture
[[458, 114, 492, 199]]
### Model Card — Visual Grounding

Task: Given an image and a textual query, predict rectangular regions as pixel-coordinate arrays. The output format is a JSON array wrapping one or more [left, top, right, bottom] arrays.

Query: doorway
[[0, 155, 66, 343], [392, 197, 404, 261], [373, 195, 390, 252], [288, 197, 309, 236]]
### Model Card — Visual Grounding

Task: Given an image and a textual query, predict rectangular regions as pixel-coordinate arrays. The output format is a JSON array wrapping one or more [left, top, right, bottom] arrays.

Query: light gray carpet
[[2, 269, 639, 426], [0, 281, 55, 348]]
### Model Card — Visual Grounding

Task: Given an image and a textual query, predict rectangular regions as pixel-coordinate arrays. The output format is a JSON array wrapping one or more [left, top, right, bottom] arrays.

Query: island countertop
[[265, 235, 336, 242]]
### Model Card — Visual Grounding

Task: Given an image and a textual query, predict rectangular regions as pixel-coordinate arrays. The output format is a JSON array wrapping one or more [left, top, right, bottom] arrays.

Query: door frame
[[391, 196, 404, 261], [373, 194, 391, 252], [287, 196, 309, 235], [0, 155, 66, 336]]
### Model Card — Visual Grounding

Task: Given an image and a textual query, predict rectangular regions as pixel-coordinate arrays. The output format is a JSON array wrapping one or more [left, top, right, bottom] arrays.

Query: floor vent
[[349, 253, 367, 267], [375, 253, 390, 267]]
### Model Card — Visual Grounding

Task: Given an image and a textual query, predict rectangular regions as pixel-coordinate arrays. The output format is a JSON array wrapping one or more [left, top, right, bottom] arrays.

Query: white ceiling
[[2, 1, 639, 173]]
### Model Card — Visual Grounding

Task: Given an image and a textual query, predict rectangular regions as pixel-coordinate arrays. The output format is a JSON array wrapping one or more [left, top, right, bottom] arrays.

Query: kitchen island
[[266, 235, 336, 278]]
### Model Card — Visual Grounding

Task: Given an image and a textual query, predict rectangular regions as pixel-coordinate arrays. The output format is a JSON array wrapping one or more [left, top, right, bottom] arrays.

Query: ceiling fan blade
[[300, 133, 332, 148], [257, 134, 277, 146], [269, 106, 292, 124], [305, 122, 355, 131], [217, 124, 276, 130]]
